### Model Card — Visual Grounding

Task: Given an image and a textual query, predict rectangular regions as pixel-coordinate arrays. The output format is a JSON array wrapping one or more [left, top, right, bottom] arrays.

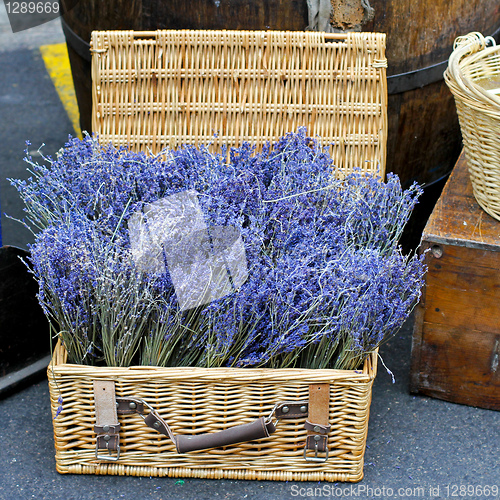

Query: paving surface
[[0, 5, 499, 500], [1, 321, 499, 500], [0, 3, 74, 249]]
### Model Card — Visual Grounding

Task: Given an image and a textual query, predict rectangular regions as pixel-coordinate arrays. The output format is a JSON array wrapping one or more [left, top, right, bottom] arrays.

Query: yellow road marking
[[39, 43, 83, 139]]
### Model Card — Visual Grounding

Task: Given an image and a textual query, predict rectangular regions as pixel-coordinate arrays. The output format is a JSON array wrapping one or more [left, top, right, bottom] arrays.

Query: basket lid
[[90, 30, 387, 177]]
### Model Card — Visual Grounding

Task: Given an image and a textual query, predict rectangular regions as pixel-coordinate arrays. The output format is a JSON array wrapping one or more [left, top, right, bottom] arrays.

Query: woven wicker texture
[[48, 29, 385, 481], [444, 32, 500, 221], [48, 341, 377, 482], [91, 30, 387, 177]]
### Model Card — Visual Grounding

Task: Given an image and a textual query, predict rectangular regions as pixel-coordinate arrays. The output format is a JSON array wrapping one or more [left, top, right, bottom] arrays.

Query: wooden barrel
[[360, 0, 500, 248], [60, 0, 310, 134], [367, 1, 499, 189], [61, 1, 500, 248]]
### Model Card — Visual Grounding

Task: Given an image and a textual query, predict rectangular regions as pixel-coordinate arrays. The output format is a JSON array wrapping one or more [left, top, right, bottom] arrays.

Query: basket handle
[[123, 399, 313, 453], [143, 408, 276, 453], [446, 32, 500, 109], [128, 396, 330, 459], [452, 32, 490, 54]]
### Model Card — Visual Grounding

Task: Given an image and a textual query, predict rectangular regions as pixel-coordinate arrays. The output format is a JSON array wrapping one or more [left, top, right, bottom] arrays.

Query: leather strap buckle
[[93, 380, 120, 462], [303, 440, 329, 463], [303, 383, 330, 462], [95, 440, 121, 461]]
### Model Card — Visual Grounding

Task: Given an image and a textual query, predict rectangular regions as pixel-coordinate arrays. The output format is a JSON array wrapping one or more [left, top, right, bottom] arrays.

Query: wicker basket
[[444, 32, 500, 221], [91, 30, 388, 177], [46, 29, 387, 482], [48, 341, 377, 482]]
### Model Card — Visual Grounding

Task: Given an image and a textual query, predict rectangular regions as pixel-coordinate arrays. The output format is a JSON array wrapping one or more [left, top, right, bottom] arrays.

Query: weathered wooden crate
[[410, 151, 500, 410]]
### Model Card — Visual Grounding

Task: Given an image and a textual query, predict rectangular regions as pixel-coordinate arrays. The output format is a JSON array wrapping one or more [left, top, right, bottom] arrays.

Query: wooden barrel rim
[[61, 16, 500, 95]]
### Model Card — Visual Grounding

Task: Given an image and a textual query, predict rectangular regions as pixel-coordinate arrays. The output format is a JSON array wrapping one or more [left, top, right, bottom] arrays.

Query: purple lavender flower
[[54, 396, 63, 419], [13, 128, 426, 369]]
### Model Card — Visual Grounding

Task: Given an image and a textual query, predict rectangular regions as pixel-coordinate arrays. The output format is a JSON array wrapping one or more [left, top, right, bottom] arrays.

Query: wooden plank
[[423, 244, 500, 332], [423, 151, 500, 250], [410, 289, 427, 394], [417, 322, 500, 410]]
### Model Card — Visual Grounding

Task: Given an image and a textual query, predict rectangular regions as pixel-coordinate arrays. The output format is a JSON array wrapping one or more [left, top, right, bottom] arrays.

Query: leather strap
[[175, 417, 276, 454], [275, 402, 309, 419], [116, 397, 145, 415], [304, 420, 331, 435], [144, 410, 276, 454], [305, 384, 330, 454], [93, 380, 120, 455], [144, 410, 177, 444]]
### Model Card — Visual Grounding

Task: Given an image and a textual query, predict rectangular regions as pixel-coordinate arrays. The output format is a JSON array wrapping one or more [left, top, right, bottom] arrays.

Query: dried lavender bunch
[[12, 129, 426, 369], [30, 212, 159, 366], [191, 137, 425, 369]]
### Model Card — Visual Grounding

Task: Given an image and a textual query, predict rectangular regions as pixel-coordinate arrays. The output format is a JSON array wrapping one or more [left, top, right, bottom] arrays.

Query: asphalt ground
[[0, 5, 499, 500], [1, 319, 499, 500], [0, 4, 76, 249]]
